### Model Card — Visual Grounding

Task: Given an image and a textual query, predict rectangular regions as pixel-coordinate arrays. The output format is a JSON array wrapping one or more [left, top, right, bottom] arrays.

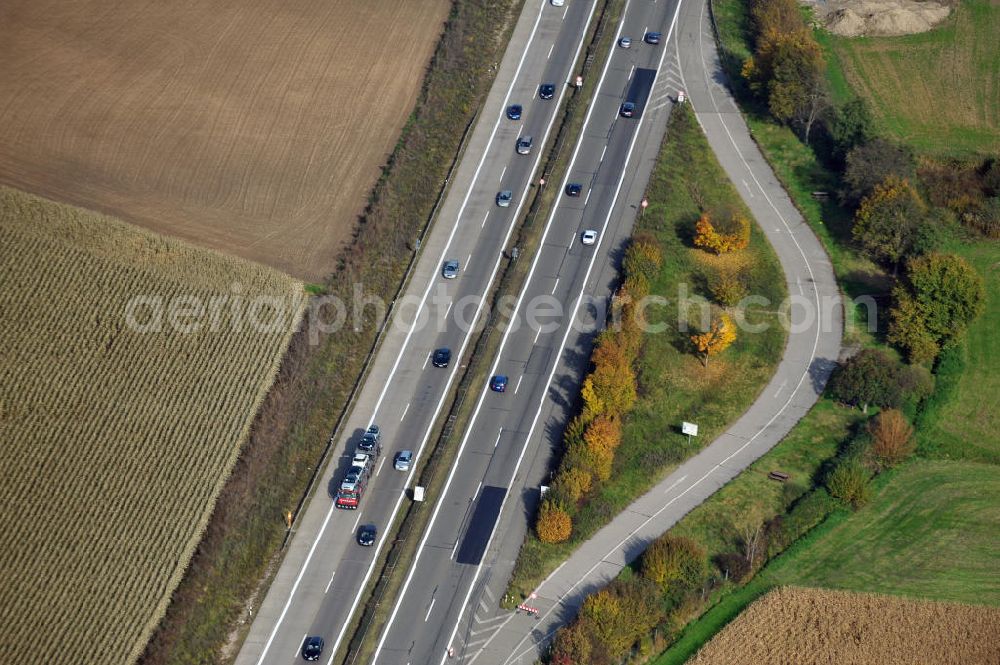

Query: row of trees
[[536, 237, 663, 544], [550, 534, 708, 664]]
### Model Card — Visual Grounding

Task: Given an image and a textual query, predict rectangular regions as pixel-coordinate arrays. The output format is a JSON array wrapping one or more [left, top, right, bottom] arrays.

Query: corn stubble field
[[691, 586, 1000, 665], [0, 188, 303, 664]]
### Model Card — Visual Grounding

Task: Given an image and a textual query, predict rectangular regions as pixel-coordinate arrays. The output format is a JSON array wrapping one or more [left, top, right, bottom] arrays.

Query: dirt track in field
[[0, 0, 448, 281]]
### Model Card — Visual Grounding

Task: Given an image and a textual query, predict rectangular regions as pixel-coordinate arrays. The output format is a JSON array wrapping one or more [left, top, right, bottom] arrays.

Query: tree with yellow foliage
[[691, 312, 737, 367], [693, 211, 750, 254]]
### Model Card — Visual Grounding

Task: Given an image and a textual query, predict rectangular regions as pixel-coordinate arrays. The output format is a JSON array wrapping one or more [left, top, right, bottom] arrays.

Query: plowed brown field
[[0, 0, 449, 281], [692, 586, 1000, 665]]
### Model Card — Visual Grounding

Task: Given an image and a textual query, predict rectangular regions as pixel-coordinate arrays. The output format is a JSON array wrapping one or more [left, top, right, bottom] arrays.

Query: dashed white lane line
[[600, 143, 608, 162], [584, 188, 592, 205], [352, 514, 362, 532], [547, 43, 554, 59], [551, 277, 559, 294], [514, 375, 524, 394], [295, 634, 306, 658], [494, 429, 503, 448], [325, 571, 336, 594], [534, 327, 542, 344], [376, 457, 386, 477], [499, 165, 507, 182], [482, 211, 489, 228], [425, 598, 436, 622], [400, 403, 410, 421], [422, 353, 431, 370], [466, 253, 472, 269]]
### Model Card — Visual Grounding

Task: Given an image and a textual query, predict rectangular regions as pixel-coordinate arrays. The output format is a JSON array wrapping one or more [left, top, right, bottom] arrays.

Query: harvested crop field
[[691, 586, 1000, 665], [0, 188, 304, 664], [0, 0, 449, 282]]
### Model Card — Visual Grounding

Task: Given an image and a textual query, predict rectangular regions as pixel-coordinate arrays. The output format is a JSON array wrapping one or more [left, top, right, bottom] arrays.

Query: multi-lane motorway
[[370, 0, 683, 663], [236, 1, 605, 663]]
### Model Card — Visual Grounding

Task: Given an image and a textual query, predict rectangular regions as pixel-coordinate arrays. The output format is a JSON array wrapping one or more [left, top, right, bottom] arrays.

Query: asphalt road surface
[[370, 0, 685, 662], [234, 2, 604, 664]]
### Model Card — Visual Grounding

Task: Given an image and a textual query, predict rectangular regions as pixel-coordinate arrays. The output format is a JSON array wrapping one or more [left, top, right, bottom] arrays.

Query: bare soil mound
[[812, 0, 952, 36]]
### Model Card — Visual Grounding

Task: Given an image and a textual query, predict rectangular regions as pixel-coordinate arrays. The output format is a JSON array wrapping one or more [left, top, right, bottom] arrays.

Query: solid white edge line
[[371, 0, 603, 661], [446, 1, 640, 662]]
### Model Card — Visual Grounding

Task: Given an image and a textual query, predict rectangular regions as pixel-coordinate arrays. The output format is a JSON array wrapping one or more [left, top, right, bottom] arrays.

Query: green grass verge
[[655, 459, 1000, 663], [507, 102, 788, 600], [668, 399, 861, 554], [820, 0, 1000, 158], [915, 239, 1000, 464]]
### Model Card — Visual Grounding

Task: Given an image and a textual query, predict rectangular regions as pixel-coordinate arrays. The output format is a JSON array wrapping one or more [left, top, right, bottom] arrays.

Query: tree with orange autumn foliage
[[536, 499, 572, 543], [691, 312, 737, 367]]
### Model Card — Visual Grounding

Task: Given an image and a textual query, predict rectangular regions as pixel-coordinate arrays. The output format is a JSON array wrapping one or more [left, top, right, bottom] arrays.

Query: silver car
[[442, 260, 460, 279], [394, 450, 413, 471], [496, 190, 513, 207], [516, 136, 533, 155]]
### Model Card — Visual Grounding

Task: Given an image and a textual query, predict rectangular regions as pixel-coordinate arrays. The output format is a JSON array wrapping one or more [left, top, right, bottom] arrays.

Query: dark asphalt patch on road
[[455, 485, 507, 565]]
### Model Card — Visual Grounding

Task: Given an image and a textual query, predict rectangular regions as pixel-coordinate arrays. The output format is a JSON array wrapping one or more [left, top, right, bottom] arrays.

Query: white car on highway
[[581, 229, 598, 245]]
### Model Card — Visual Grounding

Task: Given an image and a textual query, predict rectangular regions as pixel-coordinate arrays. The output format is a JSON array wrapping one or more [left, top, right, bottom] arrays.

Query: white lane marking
[[773, 379, 788, 398], [296, 634, 306, 658], [563, 5, 569, 19], [371, 0, 602, 658], [445, 301, 453, 319], [325, 571, 336, 594], [400, 403, 410, 421], [376, 457, 386, 477], [475, 481, 482, 498], [584, 188, 592, 205], [600, 143, 608, 161], [451, 537, 461, 561], [500, 165, 507, 181], [643, 24, 648, 35], [628, 64, 635, 80], [551, 277, 559, 294], [425, 598, 437, 622], [547, 43, 554, 59], [533, 327, 542, 344], [482, 211, 489, 228], [494, 429, 503, 448], [515, 375, 524, 394], [466, 253, 472, 270], [518, 123, 524, 134], [352, 514, 362, 532], [662, 474, 687, 495], [422, 353, 431, 370]]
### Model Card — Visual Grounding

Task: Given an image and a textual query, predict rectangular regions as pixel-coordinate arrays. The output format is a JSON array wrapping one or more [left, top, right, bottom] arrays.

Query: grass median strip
[[507, 100, 788, 600]]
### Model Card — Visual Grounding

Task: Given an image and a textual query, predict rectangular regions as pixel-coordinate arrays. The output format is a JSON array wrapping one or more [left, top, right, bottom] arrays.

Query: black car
[[432, 348, 451, 368], [301, 636, 324, 661], [539, 83, 556, 100], [645, 31, 662, 44], [506, 104, 522, 120], [565, 183, 583, 197], [620, 102, 636, 118], [358, 425, 381, 453], [357, 523, 377, 547]]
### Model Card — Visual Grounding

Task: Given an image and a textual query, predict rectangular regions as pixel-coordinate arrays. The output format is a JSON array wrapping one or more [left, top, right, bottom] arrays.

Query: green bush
[[826, 458, 872, 508]]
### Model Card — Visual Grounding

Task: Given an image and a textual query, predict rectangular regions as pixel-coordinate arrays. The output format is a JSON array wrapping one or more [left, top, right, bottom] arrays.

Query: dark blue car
[[490, 375, 508, 392], [507, 104, 522, 120]]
